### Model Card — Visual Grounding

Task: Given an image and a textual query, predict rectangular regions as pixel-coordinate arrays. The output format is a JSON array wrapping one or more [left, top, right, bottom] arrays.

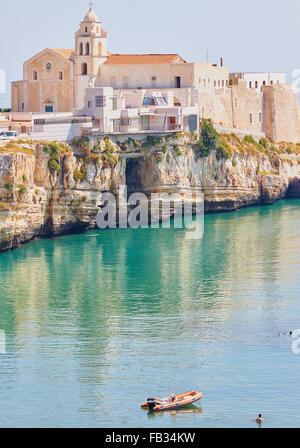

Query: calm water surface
[[1, 200, 300, 428]]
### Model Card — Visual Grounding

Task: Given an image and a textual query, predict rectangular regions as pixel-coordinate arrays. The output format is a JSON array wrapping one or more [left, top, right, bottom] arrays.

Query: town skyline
[[1, 0, 299, 108]]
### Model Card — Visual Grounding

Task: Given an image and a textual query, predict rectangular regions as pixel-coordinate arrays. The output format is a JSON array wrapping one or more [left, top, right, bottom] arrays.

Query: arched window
[[33, 71, 38, 80], [82, 63, 88, 76], [85, 26, 88, 33], [86, 42, 90, 55], [79, 42, 83, 55]]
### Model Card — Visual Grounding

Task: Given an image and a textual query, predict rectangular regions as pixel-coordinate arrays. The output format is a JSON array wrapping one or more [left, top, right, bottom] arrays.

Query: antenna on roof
[[206, 50, 211, 63], [89, 0, 93, 9]]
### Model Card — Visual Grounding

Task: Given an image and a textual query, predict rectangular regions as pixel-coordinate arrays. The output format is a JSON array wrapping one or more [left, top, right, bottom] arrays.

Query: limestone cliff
[[1, 132, 300, 252]]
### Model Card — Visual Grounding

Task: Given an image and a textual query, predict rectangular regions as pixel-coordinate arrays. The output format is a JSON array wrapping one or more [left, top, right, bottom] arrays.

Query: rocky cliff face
[[1, 133, 300, 252]]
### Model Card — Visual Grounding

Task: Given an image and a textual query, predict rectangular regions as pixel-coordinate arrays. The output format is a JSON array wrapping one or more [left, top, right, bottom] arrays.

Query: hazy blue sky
[[1, 0, 299, 107]]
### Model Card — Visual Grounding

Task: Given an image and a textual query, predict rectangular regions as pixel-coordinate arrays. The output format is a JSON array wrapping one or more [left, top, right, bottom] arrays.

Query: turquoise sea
[[0, 199, 300, 428]]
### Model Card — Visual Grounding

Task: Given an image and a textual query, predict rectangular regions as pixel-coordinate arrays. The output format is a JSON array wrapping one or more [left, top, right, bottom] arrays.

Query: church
[[10, 6, 300, 143], [11, 6, 229, 114]]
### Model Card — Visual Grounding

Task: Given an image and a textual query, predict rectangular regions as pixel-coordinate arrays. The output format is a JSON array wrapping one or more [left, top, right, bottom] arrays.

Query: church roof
[[104, 54, 186, 65], [51, 49, 75, 60], [83, 7, 101, 23]]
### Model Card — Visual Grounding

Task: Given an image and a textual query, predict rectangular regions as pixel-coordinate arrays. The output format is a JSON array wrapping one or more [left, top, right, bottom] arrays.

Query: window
[[33, 71, 38, 80], [111, 77, 116, 88], [175, 76, 181, 88], [86, 43, 90, 55], [95, 96, 106, 107], [88, 100, 92, 108], [214, 81, 216, 87], [259, 112, 262, 122], [123, 76, 129, 89], [46, 63, 52, 71], [249, 81, 252, 88], [22, 103, 24, 110], [263, 81, 266, 86], [203, 79, 206, 88], [85, 27, 88, 33], [218, 80, 220, 87], [80, 43, 83, 55], [271, 80, 273, 85], [249, 113, 253, 124], [58, 71, 63, 80], [112, 96, 117, 110], [151, 76, 157, 88], [98, 42, 102, 56], [82, 63, 88, 75], [142, 94, 167, 106], [255, 81, 258, 89], [222, 80, 224, 87]]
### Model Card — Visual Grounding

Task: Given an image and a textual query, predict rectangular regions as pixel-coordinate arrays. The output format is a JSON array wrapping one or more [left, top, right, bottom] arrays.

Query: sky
[[0, 0, 300, 107]]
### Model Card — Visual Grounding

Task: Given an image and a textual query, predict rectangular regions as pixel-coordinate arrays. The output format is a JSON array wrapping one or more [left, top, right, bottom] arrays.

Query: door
[[140, 115, 150, 131], [175, 77, 181, 88]]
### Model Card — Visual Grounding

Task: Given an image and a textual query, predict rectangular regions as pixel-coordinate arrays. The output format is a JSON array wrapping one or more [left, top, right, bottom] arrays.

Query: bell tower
[[74, 6, 108, 108]]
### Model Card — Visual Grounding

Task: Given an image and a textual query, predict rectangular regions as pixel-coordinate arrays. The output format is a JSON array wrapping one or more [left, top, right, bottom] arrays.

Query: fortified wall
[[198, 79, 300, 143]]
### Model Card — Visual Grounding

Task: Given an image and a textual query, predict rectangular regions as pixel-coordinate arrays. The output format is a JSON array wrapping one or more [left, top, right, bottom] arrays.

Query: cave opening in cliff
[[125, 158, 144, 196]]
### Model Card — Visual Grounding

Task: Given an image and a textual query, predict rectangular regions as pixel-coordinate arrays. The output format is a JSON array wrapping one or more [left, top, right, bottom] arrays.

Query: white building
[[77, 87, 199, 134], [230, 72, 286, 92]]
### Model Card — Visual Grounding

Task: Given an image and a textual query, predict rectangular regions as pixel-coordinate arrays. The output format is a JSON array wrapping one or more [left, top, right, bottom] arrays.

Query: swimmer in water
[[256, 414, 264, 423], [278, 331, 293, 336]]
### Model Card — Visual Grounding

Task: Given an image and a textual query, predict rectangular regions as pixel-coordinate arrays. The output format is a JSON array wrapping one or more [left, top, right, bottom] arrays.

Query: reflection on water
[[1, 200, 300, 427]]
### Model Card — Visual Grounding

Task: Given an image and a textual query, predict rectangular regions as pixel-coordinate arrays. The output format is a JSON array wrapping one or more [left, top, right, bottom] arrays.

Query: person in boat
[[169, 393, 176, 403], [256, 414, 264, 423]]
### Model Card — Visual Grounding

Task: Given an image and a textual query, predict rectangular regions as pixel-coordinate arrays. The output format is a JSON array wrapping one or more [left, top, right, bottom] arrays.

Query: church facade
[[10, 7, 300, 143], [11, 7, 229, 114]]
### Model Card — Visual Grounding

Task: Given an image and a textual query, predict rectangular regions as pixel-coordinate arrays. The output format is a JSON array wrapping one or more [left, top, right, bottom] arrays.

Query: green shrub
[[259, 137, 268, 149], [173, 146, 183, 156], [43, 142, 61, 161], [244, 135, 256, 144], [274, 158, 280, 168], [48, 159, 61, 173], [232, 160, 237, 167], [142, 135, 163, 148], [73, 166, 87, 182], [22, 175, 27, 182], [104, 138, 115, 154], [193, 120, 219, 158], [216, 142, 232, 160], [155, 155, 164, 164], [17, 184, 27, 194], [174, 132, 184, 139], [5, 184, 13, 191], [161, 145, 168, 154]]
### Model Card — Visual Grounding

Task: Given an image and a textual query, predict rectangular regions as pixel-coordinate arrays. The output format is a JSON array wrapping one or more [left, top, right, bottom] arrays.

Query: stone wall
[[263, 84, 300, 143], [198, 80, 300, 143]]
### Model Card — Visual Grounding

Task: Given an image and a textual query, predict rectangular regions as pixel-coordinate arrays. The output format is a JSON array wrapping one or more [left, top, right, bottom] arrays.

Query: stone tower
[[74, 7, 108, 108]]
